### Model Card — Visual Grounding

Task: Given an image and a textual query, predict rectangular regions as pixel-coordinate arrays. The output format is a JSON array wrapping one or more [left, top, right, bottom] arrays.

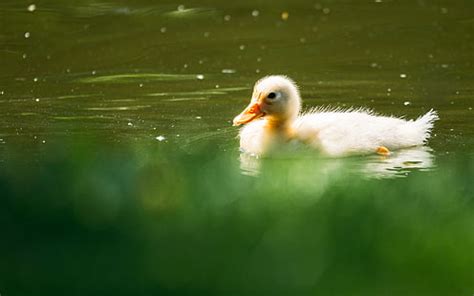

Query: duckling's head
[[233, 75, 302, 126]]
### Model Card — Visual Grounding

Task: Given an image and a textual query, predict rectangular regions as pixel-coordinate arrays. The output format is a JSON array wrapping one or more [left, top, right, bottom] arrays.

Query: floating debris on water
[[24, 32, 30, 38], [127, 122, 133, 126], [27, 4, 36, 12], [155, 135, 166, 141], [164, 6, 216, 18], [148, 89, 226, 97], [79, 73, 200, 83], [56, 94, 96, 100], [163, 97, 208, 102], [139, 83, 143, 87], [196, 74, 204, 80], [239, 45, 245, 50], [160, 27, 167, 33], [222, 69, 236, 74], [86, 105, 151, 111], [224, 15, 231, 21], [20, 112, 37, 116], [252, 10, 259, 17], [22, 53, 27, 59], [281, 11, 289, 21], [403, 101, 411, 106], [323, 7, 331, 14], [400, 73, 407, 78], [196, 116, 202, 119], [53, 115, 115, 120], [91, 70, 96, 75], [33, 77, 38, 82]]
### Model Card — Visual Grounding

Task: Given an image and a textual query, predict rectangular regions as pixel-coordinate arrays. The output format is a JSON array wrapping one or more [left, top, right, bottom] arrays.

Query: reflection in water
[[240, 146, 435, 179], [362, 146, 435, 178]]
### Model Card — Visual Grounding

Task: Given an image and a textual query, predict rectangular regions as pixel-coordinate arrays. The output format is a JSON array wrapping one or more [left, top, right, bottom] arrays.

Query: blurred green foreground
[[0, 142, 473, 296]]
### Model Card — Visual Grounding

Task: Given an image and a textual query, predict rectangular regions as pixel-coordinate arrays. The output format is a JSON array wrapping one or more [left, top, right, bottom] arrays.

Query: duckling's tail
[[414, 109, 439, 143]]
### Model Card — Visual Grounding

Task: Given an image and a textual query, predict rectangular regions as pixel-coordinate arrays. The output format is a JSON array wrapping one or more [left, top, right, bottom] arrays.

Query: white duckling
[[233, 75, 439, 157]]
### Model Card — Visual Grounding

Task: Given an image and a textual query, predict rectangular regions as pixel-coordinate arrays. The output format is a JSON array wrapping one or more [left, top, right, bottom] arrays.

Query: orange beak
[[233, 102, 265, 126]]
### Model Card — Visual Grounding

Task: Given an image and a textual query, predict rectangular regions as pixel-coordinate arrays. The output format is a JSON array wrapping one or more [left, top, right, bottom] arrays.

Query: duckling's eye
[[267, 92, 276, 99]]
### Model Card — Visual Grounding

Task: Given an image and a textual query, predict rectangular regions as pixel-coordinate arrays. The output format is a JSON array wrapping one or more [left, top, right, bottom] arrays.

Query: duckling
[[233, 75, 438, 157]]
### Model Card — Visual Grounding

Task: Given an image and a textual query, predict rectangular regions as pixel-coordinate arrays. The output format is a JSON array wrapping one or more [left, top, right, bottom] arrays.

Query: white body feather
[[239, 108, 438, 157]]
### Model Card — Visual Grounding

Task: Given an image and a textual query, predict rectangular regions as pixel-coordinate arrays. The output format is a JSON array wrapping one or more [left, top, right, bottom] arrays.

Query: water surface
[[1, 0, 473, 295]]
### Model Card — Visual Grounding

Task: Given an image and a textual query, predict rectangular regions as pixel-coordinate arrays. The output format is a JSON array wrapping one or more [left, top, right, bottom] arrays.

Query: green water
[[1, 0, 473, 295]]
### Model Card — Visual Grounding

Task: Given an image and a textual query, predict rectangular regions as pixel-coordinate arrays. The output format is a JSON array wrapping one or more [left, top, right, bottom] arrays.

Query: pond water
[[1, 0, 473, 295]]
